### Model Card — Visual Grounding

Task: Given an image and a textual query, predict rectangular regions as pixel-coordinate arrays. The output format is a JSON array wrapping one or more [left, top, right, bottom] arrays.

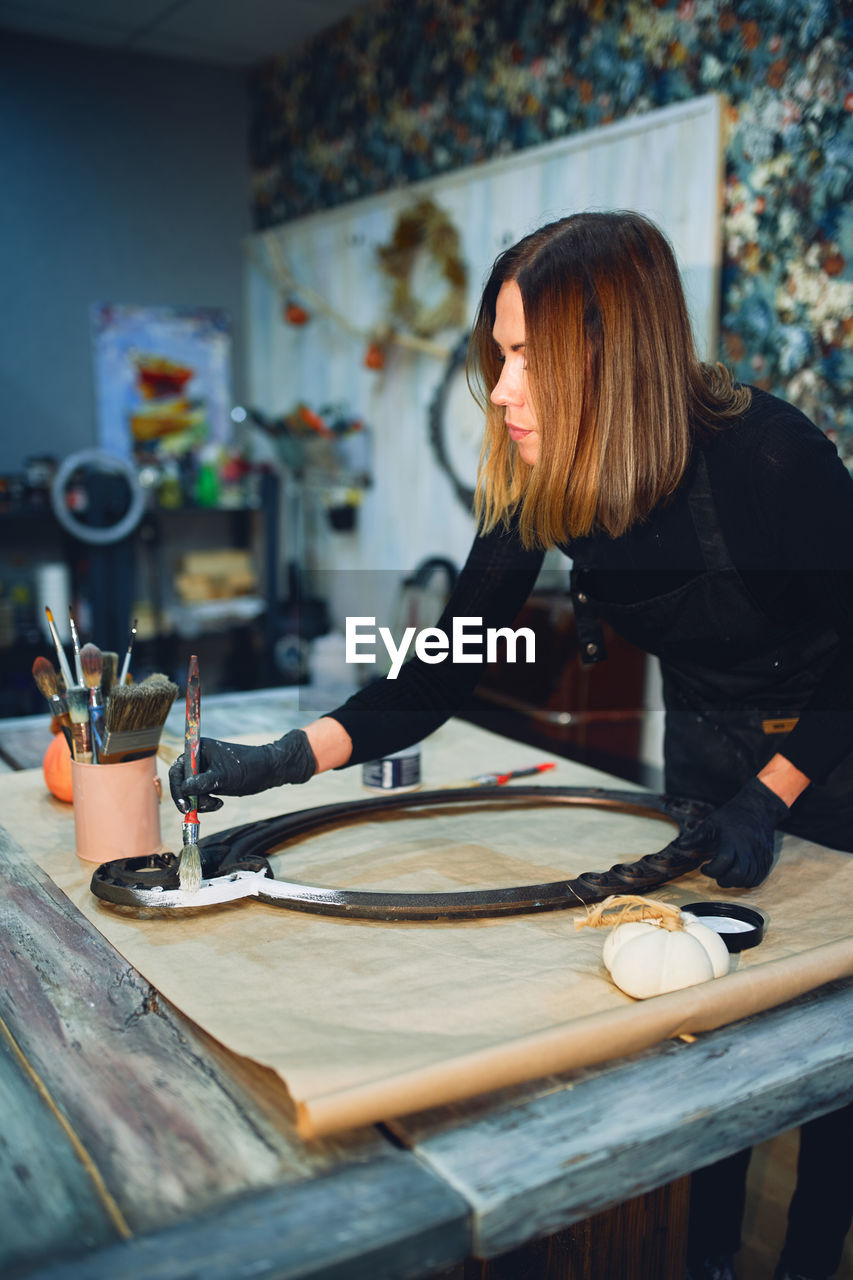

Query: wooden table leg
[[432, 1176, 690, 1280]]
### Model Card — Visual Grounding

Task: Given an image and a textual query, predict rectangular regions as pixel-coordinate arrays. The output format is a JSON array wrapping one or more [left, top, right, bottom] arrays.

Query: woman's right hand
[[168, 729, 317, 812], [696, 776, 790, 888]]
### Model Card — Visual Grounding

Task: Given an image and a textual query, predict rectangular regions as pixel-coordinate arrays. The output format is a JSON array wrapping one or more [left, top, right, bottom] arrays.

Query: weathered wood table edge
[[1, 821, 470, 1280], [392, 975, 853, 1259]]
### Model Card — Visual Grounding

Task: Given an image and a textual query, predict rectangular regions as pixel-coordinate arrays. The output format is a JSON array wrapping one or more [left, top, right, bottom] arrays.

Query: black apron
[[570, 451, 853, 851]]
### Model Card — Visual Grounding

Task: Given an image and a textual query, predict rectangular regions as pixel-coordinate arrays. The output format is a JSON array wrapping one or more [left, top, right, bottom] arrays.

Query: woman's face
[[490, 279, 540, 466]]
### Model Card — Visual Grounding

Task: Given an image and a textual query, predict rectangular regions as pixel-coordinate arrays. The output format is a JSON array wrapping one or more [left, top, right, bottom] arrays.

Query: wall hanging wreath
[[375, 197, 467, 339]]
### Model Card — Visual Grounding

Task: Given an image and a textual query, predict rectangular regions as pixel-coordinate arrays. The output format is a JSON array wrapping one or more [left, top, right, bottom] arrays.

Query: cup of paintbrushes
[[70, 755, 163, 864], [71, 673, 178, 863]]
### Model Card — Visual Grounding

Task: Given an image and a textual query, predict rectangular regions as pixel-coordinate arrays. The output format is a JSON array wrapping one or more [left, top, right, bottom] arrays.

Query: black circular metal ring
[[92, 785, 713, 920]]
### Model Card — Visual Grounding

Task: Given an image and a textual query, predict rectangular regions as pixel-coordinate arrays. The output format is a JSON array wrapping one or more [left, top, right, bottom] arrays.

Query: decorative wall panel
[[249, 0, 853, 462]]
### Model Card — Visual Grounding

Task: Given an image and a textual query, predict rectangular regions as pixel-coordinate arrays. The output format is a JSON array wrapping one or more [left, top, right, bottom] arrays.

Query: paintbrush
[[66, 685, 92, 763], [442, 762, 557, 789], [100, 678, 179, 760], [32, 656, 69, 722], [80, 642, 105, 762], [179, 654, 202, 893], [32, 656, 72, 748], [470, 762, 556, 785], [80, 643, 103, 702], [44, 606, 75, 691], [68, 607, 84, 685], [100, 650, 119, 701], [118, 619, 138, 686]]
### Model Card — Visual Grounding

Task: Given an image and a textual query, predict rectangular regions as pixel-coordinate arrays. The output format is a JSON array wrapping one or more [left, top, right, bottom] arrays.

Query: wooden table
[[2, 692, 851, 1280]]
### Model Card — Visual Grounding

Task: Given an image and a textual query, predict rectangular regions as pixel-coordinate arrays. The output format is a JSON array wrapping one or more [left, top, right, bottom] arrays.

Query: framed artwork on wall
[[90, 303, 233, 460]]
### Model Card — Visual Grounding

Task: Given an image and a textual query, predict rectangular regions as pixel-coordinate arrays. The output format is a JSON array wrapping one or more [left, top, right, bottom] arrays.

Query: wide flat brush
[[80, 642, 105, 762], [179, 654, 202, 893], [100, 677, 178, 760], [44, 606, 75, 691]]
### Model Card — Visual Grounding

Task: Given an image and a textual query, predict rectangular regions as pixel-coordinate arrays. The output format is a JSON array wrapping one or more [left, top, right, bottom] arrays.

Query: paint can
[[681, 901, 766, 952], [362, 743, 422, 793], [71, 755, 162, 863]]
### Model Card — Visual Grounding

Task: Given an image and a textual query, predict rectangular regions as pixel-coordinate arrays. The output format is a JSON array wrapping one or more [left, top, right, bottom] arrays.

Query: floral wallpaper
[[249, 0, 853, 463]]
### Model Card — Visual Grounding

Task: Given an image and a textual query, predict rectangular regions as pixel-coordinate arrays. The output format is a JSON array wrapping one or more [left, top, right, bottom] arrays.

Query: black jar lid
[[681, 901, 766, 953]]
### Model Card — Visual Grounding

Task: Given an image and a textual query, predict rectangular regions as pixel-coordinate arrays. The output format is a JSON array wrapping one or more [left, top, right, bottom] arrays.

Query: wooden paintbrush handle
[[184, 654, 200, 811]]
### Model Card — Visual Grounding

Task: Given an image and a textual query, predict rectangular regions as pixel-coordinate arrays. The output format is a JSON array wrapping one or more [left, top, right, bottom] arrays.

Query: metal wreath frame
[[91, 785, 712, 919]]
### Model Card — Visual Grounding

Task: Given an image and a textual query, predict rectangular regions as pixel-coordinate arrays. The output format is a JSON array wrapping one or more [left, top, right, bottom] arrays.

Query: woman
[[171, 212, 853, 1279]]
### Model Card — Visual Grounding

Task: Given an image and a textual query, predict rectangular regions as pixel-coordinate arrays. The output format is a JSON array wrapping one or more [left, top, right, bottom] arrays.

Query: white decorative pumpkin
[[603, 914, 729, 984], [606, 917, 730, 999], [575, 894, 731, 1000]]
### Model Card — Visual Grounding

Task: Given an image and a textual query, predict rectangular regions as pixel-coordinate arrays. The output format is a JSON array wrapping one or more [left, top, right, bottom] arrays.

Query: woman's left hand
[[697, 777, 790, 888]]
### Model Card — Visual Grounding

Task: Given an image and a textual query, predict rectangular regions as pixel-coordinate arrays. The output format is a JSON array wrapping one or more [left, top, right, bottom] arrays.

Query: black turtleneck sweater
[[328, 388, 853, 787]]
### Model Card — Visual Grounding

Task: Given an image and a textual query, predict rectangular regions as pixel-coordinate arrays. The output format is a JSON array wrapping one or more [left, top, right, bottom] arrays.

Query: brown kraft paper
[[2, 719, 851, 1139]]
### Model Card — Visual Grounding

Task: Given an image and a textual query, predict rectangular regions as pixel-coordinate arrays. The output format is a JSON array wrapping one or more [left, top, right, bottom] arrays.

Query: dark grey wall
[[0, 32, 250, 473]]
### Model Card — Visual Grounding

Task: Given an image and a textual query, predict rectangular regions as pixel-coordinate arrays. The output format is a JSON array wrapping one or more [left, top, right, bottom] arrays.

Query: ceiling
[[0, 0, 371, 67]]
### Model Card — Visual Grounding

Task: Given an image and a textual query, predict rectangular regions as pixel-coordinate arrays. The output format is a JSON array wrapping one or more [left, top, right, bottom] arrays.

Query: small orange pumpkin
[[43, 731, 73, 803]]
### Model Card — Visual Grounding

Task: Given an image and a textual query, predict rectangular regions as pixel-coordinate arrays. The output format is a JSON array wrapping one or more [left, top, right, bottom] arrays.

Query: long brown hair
[[468, 211, 750, 548]]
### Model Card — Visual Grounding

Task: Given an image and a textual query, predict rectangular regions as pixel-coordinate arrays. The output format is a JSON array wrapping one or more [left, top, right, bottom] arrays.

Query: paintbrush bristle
[[100, 651, 118, 698], [179, 839, 202, 893], [80, 642, 103, 690], [32, 656, 60, 699], [105, 681, 179, 734], [65, 685, 92, 762], [104, 685, 147, 734], [65, 686, 90, 724]]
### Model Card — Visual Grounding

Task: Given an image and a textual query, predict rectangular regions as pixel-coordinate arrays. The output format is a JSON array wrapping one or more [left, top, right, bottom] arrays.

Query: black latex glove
[[168, 729, 317, 813], [695, 776, 790, 889]]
